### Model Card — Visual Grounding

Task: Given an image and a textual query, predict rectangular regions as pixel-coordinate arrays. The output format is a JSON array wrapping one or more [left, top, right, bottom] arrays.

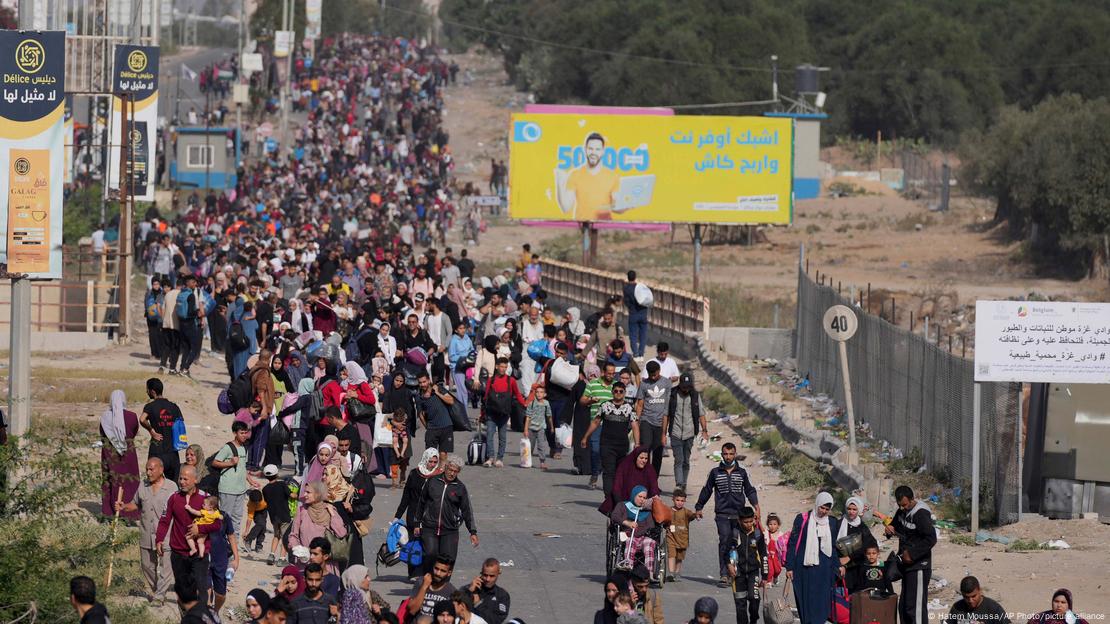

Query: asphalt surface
[[361, 405, 744, 624], [159, 46, 235, 122]]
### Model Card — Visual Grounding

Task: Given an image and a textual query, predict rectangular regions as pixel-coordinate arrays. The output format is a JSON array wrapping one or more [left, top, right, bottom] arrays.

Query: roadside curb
[[689, 334, 865, 492]]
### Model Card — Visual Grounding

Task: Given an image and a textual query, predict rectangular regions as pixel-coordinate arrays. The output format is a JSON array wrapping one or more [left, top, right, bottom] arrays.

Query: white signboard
[[275, 30, 294, 57], [467, 195, 502, 208], [974, 300, 1110, 384], [241, 53, 263, 73]]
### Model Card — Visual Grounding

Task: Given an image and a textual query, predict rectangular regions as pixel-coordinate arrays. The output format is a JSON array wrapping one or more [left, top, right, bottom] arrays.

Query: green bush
[[754, 428, 783, 452], [0, 425, 152, 622]]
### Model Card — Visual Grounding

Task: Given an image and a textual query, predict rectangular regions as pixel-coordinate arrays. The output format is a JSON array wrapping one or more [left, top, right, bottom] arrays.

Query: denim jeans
[[628, 316, 649, 357], [670, 436, 695, 489], [485, 418, 508, 461], [589, 426, 602, 476]]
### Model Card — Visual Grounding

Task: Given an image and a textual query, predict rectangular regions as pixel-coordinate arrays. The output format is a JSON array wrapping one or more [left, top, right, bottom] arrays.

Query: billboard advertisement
[[0, 30, 66, 278], [108, 44, 159, 201], [508, 113, 793, 224], [974, 300, 1110, 384]]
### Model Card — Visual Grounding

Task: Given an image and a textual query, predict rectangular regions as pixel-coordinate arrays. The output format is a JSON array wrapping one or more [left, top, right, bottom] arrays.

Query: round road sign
[[823, 304, 859, 342]]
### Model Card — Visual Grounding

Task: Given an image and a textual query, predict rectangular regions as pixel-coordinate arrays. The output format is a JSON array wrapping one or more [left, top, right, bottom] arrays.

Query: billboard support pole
[[692, 223, 702, 292], [118, 92, 133, 342], [581, 222, 591, 267], [972, 382, 981, 534]]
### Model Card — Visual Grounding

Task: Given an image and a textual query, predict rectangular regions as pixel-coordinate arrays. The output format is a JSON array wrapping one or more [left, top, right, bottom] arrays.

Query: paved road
[[159, 46, 235, 122], [361, 408, 744, 623]]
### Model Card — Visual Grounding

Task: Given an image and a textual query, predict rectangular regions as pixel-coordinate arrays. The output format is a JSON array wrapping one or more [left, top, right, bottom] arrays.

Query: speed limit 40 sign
[[823, 304, 858, 342]]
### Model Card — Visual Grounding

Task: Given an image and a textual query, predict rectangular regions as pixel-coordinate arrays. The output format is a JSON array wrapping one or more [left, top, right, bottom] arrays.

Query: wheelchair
[[605, 522, 668, 588]]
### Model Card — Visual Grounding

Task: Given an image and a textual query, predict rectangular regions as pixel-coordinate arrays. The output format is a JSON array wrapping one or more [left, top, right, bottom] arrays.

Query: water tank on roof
[[795, 64, 820, 94]]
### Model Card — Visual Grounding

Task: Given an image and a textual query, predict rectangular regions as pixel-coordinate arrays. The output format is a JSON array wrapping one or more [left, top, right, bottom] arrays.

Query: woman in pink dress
[[100, 389, 141, 520]]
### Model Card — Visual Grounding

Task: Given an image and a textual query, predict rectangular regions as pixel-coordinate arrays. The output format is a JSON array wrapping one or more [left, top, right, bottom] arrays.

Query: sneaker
[[267, 553, 276, 565], [157, 366, 165, 374], [168, 369, 179, 375], [718, 576, 730, 588], [180, 369, 192, 378], [589, 476, 599, 489], [494, 460, 504, 468], [551, 452, 562, 460]]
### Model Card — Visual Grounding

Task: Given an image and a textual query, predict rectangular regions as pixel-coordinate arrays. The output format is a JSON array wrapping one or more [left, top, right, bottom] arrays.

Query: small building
[[764, 112, 826, 200], [169, 126, 240, 190]]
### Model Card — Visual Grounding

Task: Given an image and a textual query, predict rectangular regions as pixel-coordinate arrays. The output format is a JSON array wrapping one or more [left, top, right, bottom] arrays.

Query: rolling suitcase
[[850, 589, 898, 624], [467, 436, 486, 465]]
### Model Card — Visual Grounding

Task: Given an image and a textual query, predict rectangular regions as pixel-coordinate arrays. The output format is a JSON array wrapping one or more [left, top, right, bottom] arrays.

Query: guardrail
[[539, 258, 710, 339], [0, 280, 119, 332]]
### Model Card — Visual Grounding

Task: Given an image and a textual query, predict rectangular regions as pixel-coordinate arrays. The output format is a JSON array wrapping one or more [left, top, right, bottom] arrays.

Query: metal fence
[[794, 267, 1021, 525], [539, 258, 710, 339], [897, 149, 951, 211]]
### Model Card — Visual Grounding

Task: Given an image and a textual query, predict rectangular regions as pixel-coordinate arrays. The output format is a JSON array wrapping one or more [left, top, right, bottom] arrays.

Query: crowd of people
[[72, 31, 1098, 624]]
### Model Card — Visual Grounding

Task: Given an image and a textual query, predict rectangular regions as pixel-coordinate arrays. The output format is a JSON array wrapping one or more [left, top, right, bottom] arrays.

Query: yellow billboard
[[508, 113, 793, 224]]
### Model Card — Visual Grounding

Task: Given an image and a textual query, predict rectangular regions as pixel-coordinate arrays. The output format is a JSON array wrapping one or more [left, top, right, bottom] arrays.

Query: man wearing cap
[[666, 373, 710, 491], [260, 464, 291, 565]]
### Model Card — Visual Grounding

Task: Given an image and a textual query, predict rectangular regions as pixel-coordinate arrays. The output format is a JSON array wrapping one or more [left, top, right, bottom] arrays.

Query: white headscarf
[[100, 389, 129, 455], [838, 496, 865, 540], [804, 491, 835, 566], [342, 360, 368, 388], [417, 448, 439, 477]]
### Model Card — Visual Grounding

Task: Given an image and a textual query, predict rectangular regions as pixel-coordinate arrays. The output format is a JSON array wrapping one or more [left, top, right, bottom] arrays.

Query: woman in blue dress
[[229, 298, 260, 378], [784, 491, 842, 624]]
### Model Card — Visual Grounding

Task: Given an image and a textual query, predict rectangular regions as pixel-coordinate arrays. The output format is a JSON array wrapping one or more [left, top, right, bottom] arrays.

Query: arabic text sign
[[508, 113, 793, 224], [974, 300, 1110, 384], [0, 30, 65, 279]]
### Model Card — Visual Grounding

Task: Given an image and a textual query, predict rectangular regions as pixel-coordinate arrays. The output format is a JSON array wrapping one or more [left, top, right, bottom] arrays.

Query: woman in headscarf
[[376, 321, 398, 363], [287, 297, 313, 334], [382, 370, 417, 445], [608, 485, 658, 576], [563, 307, 586, 341], [393, 448, 442, 580], [245, 350, 277, 470], [100, 389, 141, 520], [599, 446, 661, 515], [836, 496, 876, 571], [572, 363, 599, 481], [302, 435, 340, 485], [284, 349, 310, 390], [244, 588, 271, 624], [339, 564, 386, 624], [276, 565, 306, 600], [784, 491, 841, 624], [1027, 589, 1090, 624], [447, 320, 474, 406], [446, 282, 470, 320], [593, 576, 623, 624], [287, 480, 348, 565], [306, 356, 345, 457]]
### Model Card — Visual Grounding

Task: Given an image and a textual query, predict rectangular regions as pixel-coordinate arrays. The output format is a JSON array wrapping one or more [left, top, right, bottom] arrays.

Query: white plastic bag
[[373, 412, 393, 447], [549, 357, 578, 389], [519, 436, 532, 468], [556, 424, 573, 449], [634, 282, 654, 308]]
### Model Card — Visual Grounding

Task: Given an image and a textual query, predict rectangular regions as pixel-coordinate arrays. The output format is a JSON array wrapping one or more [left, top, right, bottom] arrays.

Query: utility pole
[[118, 92, 134, 342], [771, 54, 779, 108], [278, 0, 292, 153], [8, 0, 37, 439]]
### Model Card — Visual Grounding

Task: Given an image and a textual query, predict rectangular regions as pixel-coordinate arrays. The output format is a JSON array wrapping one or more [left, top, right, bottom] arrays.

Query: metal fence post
[[87, 280, 95, 332]]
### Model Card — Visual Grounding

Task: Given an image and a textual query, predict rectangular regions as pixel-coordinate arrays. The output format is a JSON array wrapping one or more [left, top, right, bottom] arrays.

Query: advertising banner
[[974, 300, 1110, 384], [0, 30, 65, 278], [508, 113, 793, 224], [305, 0, 322, 40], [108, 44, 159, 201]]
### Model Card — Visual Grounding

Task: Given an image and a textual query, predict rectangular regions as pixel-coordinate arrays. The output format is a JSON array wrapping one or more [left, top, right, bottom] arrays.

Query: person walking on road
[[482, 357, 526, 467], [694, 442, 761, 587], [115, 456, 174, 605], [634, 360, 671, 476], [622, 271, 649, 358], [140, 377, 184, 482], [99, 389, 141, 521], [155, 464, 222, 607], [886, 485, 937, 624], [210, 421, 259, 535], [417, 371, 457, 465], [784, 491, 841, 624], [581, 372, 638, 498], [413, 455, 479, 575], [666, 373, 709, 491]]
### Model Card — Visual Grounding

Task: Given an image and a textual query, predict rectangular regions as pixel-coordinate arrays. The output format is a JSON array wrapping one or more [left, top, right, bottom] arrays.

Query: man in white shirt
[[641, 341, 681, 383], [91, 223, 107, 254]]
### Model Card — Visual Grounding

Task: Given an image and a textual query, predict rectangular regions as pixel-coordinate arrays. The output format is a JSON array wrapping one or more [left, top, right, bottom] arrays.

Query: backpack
[[485, 378, 512, 419], [305, 384, 326, 423], [223, 369, 258, 413], [176, 290, 196, 320], [228, 321, 249, 353], [145, 293, 162, 323], [200, 442, 236, 493]]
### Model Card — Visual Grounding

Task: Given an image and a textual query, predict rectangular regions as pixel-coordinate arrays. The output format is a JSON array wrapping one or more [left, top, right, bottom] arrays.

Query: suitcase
[[467, 437, 486, 466], [850, 589, 898, 624]]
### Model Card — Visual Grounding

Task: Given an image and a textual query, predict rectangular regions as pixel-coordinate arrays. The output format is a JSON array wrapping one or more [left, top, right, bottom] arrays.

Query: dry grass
[[34, 379, 148, 404], [30, 366, 152, 382]]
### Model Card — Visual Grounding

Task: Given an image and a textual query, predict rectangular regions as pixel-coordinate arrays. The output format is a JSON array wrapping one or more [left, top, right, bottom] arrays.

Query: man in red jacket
[[155, 464, 223, 608]]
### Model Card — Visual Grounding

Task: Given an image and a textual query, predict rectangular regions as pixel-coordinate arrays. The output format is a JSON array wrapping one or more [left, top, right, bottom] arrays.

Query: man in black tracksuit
[[694, 443, 761, 587], [413, 457, 479, 575], [885, 485, 937, 624], [728, 507, 769, 624]]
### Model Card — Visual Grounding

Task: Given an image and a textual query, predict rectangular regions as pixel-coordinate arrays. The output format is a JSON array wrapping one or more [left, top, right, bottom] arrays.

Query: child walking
[[260, 464, 291, 565], [184, 495, 221, 557], [525, 384, 553, 470], [391, 408, 411, 488], [667, 487, 697, 582], [728, 507, 769, 624]]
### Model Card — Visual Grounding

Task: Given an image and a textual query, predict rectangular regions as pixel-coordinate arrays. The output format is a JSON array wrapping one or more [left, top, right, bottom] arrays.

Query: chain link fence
[[794, 267, 1021, 525]]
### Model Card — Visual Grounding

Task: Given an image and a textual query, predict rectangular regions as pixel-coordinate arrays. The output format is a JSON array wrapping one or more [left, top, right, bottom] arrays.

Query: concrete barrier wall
[[708, 327, 794, 361], [0, 331, 110, 351]]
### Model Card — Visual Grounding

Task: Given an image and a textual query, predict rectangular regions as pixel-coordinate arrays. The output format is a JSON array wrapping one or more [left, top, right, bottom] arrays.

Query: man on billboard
[[555, 132, 620, 221]]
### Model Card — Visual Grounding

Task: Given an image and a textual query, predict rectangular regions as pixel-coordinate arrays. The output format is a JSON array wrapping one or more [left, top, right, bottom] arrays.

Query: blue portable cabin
[[169, 126, 241, 190]]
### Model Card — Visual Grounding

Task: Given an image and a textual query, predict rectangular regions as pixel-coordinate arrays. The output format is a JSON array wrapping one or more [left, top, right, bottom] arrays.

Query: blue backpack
[[387, 519, 424, 565], [175, 289, 196, 320], [171, 418, 189, 451]]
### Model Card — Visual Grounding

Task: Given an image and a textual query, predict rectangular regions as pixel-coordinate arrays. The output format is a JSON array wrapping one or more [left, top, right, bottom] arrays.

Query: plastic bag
[[520, 436, 532, 468], [555, 424, 573, 449]]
